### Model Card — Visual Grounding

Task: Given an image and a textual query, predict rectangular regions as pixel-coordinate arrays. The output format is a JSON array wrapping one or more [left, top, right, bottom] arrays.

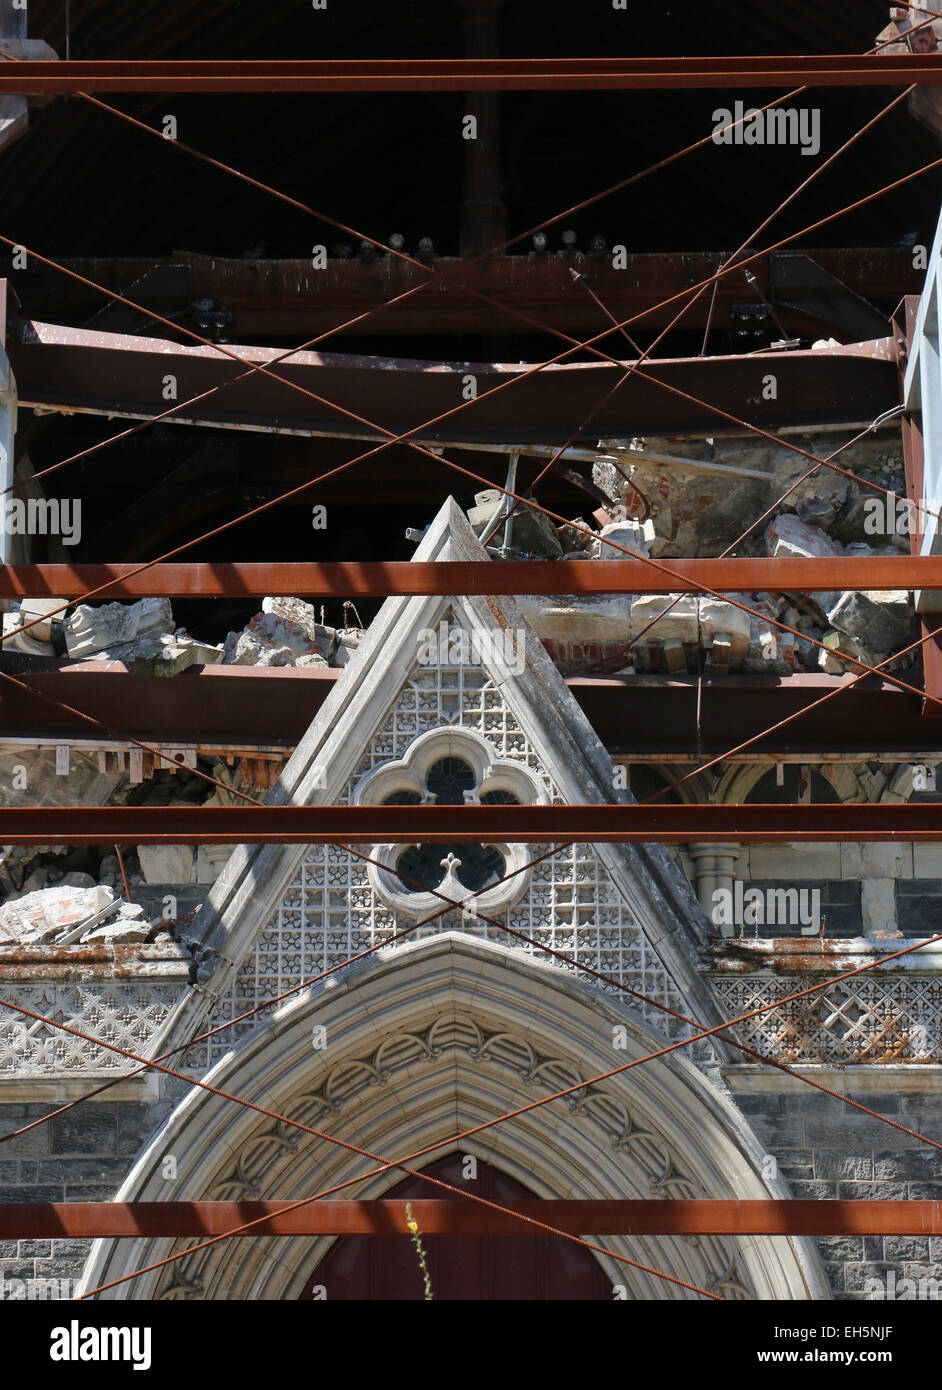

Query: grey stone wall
[[739, 880, 862, 939], [0, 1098, 171, 1299], [897, 881, 942, 937], [734, 1087, 942, 1300]]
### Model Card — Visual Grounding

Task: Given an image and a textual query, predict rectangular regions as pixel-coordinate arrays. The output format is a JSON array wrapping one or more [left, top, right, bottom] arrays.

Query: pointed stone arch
[[80, 934, 828, 1301]]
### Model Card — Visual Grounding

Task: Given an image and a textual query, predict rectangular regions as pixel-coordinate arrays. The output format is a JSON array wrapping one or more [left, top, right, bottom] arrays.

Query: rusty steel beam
[[1, 664, 936, 757], [0, 56, 941, 92], [8, 320, 899, 440], [1, 1199, 941, 1237], [1, 556, 940, 599], [22, 250, 917, 339], [2, 804, 942, 845]]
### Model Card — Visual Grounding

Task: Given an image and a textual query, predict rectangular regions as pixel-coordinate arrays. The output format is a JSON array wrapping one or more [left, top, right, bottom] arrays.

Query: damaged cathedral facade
[[2, 502, 941, 1302], [3, 1, 942, 1305]]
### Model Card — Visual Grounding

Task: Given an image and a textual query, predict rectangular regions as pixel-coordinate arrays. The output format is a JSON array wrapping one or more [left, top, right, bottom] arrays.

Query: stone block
[[709, 635, 732, 674], [51, 1106, 116, 1156], [827, 589, 913, 653], [18, 597, 64, 644], [0, 612, 54, 656], [796, 482, 848, 530], [47, 1239, 92, 1258], [64, 597, 173, 659], [899, 878, 942, 896], [196, 845, 232, 885], [843, 1262, 898, 1292], [748, 844, 841, 878], [468, 489, 562, 557], [83, 919, 150, 943], [873, 1150, 942, 1181], [15, 1241, 50, 1258], [517, 594, 631, 643], [806, 1111, 902, 1146], [815, 1236, 865, 1262], [813, 1153, 873, 1181], [837, 1181, 910, 1201], [766, 513, 843, 560], [861, 878, 897, 937], [819, 628, 880, 676], [914, 845, 942, 877], [590, 520, 650, 559], [137, 844, 195, 885], [884, 1237, 932, 1261], [38, 1158, 118, 1184], [59, 1184, 118, 1202], [840, 843, 863, 878], [698, 598, 752, 663], [787, 1179, 838, 1200], [133, 638, 223, 677], [860, 843, 912, 878], [766, 513, 843, 612], [895, 894, 942, 937], [0, 1186, 62, 1203], [629, 594, 696, 645]]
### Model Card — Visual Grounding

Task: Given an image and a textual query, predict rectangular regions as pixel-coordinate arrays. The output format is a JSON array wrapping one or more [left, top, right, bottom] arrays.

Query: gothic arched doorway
[[300, 1154, 613, 1300]]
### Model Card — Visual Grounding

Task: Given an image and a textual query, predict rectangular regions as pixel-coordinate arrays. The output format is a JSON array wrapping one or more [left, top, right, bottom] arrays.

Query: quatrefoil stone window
[[353, 728, 547, 919]]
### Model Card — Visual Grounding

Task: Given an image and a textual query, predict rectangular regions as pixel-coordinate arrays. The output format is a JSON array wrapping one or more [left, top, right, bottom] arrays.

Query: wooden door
[[301, 1153, 613, 1300]]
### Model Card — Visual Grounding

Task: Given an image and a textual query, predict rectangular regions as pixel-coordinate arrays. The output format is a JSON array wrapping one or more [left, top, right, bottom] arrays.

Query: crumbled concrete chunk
[[819, 628, 881, 676], [0, 883, 116, 943], [827, 589, 914, 653], [589, 520, 651, 559], [468, 489, 563, 557], [133, 637, 224, 677], [223, 598, 351, 667], [65, 597, 174, 659], [83, 919, 150, 943]]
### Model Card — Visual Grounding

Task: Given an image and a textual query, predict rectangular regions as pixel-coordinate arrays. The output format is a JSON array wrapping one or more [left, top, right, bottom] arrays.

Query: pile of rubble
[[466, 483, 918, 679], [222, 596, 360, 667], [2, 593, 361, 675], [1, 593, 224, 675], [0, 881, 160, 947], [760, 514, 915, 676]]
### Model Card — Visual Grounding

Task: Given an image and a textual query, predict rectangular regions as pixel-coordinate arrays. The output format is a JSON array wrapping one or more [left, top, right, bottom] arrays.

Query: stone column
[[690, 842, 739, 932]]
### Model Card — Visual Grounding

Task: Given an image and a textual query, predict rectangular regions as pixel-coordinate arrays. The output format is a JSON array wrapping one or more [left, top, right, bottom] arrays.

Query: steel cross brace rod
[[2, 56, 942, 92], [1, 556, 940, 599], [2, 1200, 942, 1237], [4, 804, 942, 845]]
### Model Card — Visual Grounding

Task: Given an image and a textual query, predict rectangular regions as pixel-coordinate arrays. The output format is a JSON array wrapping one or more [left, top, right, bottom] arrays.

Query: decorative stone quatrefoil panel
[[353, 725, 548, 919]]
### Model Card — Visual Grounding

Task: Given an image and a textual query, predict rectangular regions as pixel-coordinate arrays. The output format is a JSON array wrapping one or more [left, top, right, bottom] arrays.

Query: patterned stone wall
[[712, 974, 942, 1064], [194, 624, 702, 1070]]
